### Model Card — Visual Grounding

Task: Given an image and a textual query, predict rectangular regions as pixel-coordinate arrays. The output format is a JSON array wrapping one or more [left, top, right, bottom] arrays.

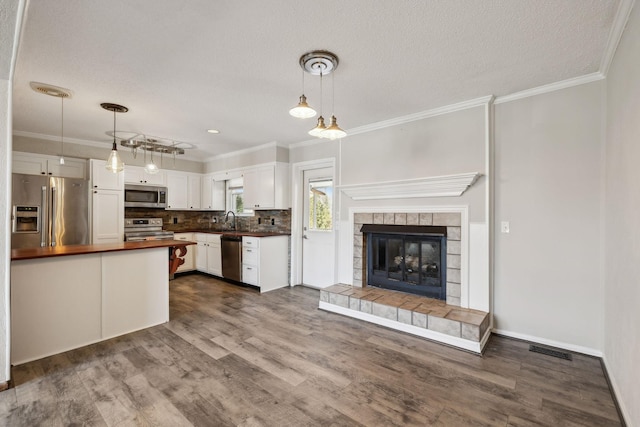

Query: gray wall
[[338, 106, 487, 222], [13, 134, 204, 173], [203, 144, 289, 173], [604, 2, 640, 424], [494, 81, 605, 352]]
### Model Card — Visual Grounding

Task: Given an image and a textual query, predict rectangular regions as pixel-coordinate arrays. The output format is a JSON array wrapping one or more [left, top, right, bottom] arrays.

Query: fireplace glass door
[[369, 233, 446, 299]]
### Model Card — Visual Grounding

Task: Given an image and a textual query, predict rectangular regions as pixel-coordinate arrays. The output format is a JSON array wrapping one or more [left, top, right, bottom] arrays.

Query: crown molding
[[494, 72, 605, 105], [201, 140, 281, 162], [600, 0, 635, 76], [339, 172, 481, 201], [288, 96, 494, 150], [12, 130, 205, 162]]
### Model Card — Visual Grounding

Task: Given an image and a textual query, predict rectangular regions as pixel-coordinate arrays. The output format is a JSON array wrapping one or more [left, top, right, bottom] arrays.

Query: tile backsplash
[[125, 208, 291, 234]]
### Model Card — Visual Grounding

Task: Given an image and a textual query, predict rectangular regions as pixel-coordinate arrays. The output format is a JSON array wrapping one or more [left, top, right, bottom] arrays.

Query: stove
[[124, 218, 174, 242]]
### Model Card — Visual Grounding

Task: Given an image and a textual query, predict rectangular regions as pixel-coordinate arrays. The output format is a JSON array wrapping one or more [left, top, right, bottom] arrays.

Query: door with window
[[302, 167, 335, 288]]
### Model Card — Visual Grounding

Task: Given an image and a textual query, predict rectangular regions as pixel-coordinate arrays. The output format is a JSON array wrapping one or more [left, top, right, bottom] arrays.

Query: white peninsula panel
[[11, 254, 102, 364], [101, 248, 169, 339]]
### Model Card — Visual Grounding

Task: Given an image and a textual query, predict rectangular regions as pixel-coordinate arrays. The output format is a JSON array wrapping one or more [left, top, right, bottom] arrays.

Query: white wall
[[493, 81, 605, 353], [1, 0, 26, 386], [604, 1, 640, 424]]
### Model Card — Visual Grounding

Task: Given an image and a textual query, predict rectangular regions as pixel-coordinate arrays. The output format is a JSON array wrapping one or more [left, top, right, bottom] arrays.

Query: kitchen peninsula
[[10, 240, 194, 364]]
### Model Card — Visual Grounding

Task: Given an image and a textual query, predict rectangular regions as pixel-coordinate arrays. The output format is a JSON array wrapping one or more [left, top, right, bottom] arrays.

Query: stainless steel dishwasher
[[221, 235, 243, 281]]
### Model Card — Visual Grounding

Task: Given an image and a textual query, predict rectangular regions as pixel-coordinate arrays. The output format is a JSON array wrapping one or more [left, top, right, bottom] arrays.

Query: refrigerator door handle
[[50, 186, 57, 246], [41, 186, 47, 247]]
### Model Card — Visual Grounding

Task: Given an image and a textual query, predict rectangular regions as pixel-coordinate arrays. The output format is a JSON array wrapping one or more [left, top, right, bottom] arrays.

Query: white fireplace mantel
[[339, 172, 481, 200]]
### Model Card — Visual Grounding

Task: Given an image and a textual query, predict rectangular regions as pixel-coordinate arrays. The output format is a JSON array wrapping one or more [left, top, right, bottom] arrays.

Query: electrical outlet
[[501, 221, 510, 233]]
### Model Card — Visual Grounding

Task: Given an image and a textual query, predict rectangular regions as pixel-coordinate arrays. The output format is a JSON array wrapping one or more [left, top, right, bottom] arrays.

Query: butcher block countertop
[[11, 239, 195, 261]]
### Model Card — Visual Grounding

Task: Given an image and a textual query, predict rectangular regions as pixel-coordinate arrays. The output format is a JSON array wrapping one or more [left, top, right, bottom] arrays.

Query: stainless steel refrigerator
[[11, 173, 90, 249]]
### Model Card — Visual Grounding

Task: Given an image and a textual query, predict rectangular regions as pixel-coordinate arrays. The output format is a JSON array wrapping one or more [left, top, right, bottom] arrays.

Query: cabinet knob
[[41, 172, 45, 175]]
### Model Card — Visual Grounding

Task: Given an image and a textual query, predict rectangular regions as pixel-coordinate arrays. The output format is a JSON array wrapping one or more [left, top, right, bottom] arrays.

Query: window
[[226, 177, 253, 215], [308, 179, 332, 230]]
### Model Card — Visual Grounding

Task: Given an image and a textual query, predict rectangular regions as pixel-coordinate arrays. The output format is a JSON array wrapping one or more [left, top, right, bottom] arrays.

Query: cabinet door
[[212, 180, 226, 211], [13, 153, 48, 175], [145, 170, 166, 186], [195, 234, 208, 271], [92, 189, 124, 243], [201, 175, 214, 210], [188, 175, 201, 210], [207, 244, 222, 276], [166, 173, 189, 209], [243, 165, 275, 209], [174, 233, 195, 272], [124, 166, 145, 184], [91, 159, 124, 190], [48, 158, 86, 179]]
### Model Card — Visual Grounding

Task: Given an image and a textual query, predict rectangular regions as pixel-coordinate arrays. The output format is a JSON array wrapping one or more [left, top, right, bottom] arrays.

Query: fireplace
[[361, 224, 447, 300]]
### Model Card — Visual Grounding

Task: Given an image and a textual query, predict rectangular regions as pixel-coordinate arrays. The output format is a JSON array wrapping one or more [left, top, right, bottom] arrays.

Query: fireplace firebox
[[361, 225, 447, 300]]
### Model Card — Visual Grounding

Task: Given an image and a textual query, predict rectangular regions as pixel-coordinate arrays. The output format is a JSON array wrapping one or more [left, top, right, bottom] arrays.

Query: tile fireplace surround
[[318, 210, 491, 353]]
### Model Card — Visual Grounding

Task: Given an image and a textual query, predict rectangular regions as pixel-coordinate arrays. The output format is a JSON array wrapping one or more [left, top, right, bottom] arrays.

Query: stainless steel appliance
[[221, 235, 242, 282], [124, 184, 167, 208], [124, 217, 174, 241], [11, 173, 90, 249]]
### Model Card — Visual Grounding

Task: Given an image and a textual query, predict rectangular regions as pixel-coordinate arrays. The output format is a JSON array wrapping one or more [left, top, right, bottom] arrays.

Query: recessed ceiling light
[[207, 129, 220, 134]]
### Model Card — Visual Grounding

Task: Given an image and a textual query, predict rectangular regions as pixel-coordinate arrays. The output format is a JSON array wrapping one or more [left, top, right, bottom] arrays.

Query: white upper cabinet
[[13, 152, 86, 179], [166, 171, 202, 210], [243, 162, 290, 209], [188, 175, 201, 210], [166, 172, 189, 209], [90, 159, 124, 190], [124, 165, 166, 186], [201, 175, 226, 211]]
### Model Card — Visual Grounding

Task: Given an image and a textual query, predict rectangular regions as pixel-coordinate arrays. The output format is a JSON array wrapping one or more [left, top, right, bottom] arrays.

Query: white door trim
[[290, 158, 336, 286]]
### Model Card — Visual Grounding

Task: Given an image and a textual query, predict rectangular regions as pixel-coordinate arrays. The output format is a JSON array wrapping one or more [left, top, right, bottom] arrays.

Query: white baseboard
[[601, 355, 631, 426], [492, 328, 603, 357]]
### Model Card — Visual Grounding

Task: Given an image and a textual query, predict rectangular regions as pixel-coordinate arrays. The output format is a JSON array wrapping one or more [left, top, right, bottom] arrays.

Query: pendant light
[[59, 95, 65, 164], [29, 82, 72, 163], [294, 50, 347, 140], [101, 103, 128, 173], [289, 70, 316, 119], [144, 138, 159, 174], [322, 73, 347, 140], [308, 71, 327, 138]]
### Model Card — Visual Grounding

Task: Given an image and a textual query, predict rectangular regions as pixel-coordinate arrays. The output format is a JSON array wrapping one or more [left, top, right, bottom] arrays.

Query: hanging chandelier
[[289, 50, 347, 140]]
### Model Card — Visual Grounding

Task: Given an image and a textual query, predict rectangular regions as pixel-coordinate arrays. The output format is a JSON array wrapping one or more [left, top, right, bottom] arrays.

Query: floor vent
[[529, 345, 573, 361]]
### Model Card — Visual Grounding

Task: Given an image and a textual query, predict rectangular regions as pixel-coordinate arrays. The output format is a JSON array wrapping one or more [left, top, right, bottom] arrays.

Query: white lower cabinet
[[241, 235, 288, 292], [195, 233, 222, 276], [174, 233, 195, 272]]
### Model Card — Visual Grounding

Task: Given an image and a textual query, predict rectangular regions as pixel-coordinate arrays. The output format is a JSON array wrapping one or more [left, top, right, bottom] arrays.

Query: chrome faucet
[[224, 210, 237, 231]]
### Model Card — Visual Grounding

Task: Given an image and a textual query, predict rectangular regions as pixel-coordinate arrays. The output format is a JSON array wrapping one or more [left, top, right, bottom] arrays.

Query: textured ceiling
[[12, 0, 620, 160]]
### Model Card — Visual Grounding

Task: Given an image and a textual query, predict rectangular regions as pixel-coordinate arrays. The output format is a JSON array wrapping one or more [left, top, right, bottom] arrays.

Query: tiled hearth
[[320, 284, 490, 353]]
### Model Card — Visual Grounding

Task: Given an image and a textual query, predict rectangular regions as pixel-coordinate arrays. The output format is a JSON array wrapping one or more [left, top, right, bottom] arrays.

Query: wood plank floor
[[0, 274, 622, 426]]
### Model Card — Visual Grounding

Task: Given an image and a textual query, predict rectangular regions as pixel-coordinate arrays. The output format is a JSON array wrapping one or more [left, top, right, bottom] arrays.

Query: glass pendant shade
[[289, 94, 317, 119], [106, 141, 124, 172], [144, 161, 159, 174], [102, 102, 128, 173], [308, 116, 327, 138], [322, 115, 347, 140]]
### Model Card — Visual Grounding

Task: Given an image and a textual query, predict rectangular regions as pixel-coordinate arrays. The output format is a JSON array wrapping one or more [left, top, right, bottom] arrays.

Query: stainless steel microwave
[[124, 184, 168, 208]]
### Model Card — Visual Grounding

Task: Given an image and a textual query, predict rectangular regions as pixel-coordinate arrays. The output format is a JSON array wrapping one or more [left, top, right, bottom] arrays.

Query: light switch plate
[[501, 221, 510, 233]]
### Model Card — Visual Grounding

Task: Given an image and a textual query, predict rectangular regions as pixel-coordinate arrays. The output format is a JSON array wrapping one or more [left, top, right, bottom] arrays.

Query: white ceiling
[[12, 0, 621, 161]]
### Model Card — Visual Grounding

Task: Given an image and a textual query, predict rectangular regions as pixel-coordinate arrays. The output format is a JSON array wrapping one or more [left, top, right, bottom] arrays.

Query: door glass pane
[[308, 179, 332, 230]]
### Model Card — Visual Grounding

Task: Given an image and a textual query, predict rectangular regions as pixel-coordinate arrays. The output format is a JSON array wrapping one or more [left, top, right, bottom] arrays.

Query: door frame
[[290, 158, 336, 287]]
